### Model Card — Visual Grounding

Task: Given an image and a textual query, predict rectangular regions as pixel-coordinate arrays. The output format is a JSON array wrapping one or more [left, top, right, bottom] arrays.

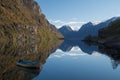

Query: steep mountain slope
[[0, 0, 63, 43], [78, 22, 94, 39], [58, 25, 77, 39], [78, 17, 119, 40], [99, 18, 120, 40], [59, 25, 73, 34]]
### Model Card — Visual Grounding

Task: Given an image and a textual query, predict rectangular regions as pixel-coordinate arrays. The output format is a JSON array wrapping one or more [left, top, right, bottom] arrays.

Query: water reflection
[[99, 45, 120, 69], [0, 39, 63, 80], [0, 38, 120, 80], [59, 40, 120, 69], [59, 40, 99, 55]]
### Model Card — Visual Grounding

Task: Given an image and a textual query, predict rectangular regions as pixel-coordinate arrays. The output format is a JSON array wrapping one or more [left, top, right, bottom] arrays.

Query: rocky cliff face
[[0, 1, 63, 79], [0, 0, 63, 43]]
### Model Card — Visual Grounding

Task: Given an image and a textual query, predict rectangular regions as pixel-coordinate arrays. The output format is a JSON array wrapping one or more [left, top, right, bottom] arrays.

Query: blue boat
[[16, 60, 40, 69]]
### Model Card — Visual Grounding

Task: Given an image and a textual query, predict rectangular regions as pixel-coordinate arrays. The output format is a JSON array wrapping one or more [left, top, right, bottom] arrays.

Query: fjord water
[[0, 40, 120, 80], [33, 40, 120, 80]]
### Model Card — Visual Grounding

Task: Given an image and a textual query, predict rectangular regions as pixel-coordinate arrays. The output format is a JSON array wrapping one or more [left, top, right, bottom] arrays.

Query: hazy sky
[[36, 0, 120, 30]]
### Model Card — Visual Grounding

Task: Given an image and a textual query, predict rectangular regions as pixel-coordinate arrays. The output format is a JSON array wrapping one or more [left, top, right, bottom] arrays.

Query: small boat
[[16, 60, 40, 69]]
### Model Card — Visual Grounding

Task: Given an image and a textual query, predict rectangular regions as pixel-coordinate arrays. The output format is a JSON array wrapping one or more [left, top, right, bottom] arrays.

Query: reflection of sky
[[34, 48, 120, 80], [34, 47, 120, 80], [49, 46, 101, 59]]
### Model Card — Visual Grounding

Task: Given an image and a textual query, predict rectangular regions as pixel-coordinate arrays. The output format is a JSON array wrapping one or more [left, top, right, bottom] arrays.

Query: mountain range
[[59, 17, 119, 40]]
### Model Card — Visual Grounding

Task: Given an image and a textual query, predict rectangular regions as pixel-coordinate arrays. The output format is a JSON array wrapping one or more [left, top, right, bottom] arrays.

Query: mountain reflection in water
[[0, 39, 63, 80], [0, 39, 120, 80], [59, 40, 120, 69]]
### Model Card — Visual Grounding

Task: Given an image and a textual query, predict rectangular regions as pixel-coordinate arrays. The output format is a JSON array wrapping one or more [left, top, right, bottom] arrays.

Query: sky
[[36, 0, 120, 30]]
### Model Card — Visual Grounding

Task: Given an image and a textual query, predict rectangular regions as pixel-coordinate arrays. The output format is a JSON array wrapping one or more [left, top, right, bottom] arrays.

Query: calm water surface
[[33, 40, 120, 80], [0, 40, 120, 80]]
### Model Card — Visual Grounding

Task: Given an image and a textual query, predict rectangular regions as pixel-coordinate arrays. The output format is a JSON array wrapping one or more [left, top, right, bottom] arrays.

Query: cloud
[[50, 52, 86, 58], [65, 21, 86, 25], [115, 14, 120, 17], [52, 20, 64, 23], [71, 26, 80, 31], [91, 51, 101, 56], [48, 19, 65, 28], [49, 19, 101, 30], [65, 21, 86, 30], [49, 20, 65, 24], [71, 47, 81, 51], [92, 21, 101, 25], [49, 47, 87, 58], [49, 19, 86, 30]]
